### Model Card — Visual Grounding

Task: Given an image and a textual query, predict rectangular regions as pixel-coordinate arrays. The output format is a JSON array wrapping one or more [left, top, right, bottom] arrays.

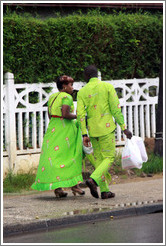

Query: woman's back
[[48, 92, 74, 116]]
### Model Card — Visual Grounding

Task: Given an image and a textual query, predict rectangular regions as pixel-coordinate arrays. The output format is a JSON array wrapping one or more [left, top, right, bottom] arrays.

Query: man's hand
[[123, 129, 132, 139], [83, 136, 91, 147]]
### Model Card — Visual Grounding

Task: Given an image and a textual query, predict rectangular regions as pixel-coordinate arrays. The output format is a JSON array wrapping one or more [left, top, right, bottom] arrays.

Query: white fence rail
[[3, 72, 159, 171]]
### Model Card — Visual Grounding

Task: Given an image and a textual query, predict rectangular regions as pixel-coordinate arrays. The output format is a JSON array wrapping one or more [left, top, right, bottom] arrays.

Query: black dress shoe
[[101, 191, 115, 199], [86, 178, 99, 198]]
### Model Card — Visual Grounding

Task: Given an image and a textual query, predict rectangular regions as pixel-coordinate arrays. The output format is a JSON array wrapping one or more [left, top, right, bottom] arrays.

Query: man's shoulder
[[77, 84, 88, 95], [101, 81, 114, 90]]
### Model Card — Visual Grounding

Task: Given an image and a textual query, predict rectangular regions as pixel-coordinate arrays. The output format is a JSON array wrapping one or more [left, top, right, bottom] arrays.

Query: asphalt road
[[4, 212, 163, 244]]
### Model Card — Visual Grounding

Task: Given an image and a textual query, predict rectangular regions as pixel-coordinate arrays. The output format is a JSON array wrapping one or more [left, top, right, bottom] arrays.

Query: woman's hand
[[62, 105, 77, 119]]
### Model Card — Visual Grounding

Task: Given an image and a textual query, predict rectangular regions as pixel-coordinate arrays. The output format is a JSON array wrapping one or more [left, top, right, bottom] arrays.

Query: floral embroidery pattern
[[46, 140, 49, 148], [61, 96, 67, 100], [71, 158, 76, 164], [90, 93, 98, 97], [65, 137, 70, 148], [101, 175, 105, 182], [56, 176, 60, 180], [60, 118, 66, 128], [38, 179, 40, 183], [48, 157, 52, 166], [78, 181, 82, 184], [106, 123, 110, 128], [60, 164, 65, 168], [101, 113, 109, 117], [54, 146, 59, 151], [94, 105, 97, 109], [52, 128, 55, 133], [41, 167, 45, 172], [117, 104, 121, 109], [122, 124, 126, 130], [49, 183, 53, 190]]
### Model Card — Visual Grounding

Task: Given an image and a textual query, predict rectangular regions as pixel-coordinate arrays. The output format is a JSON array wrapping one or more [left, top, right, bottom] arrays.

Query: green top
[[48, 92, 74, 116], [77, 77, 126, 137]]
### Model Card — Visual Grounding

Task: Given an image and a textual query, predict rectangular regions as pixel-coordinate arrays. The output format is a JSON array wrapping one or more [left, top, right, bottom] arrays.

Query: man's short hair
[[84, 65, 98, 78]]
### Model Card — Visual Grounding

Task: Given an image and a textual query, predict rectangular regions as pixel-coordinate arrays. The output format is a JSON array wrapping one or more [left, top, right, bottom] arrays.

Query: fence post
[[5, 72, 17, 171], [98, 71, 101, 80]]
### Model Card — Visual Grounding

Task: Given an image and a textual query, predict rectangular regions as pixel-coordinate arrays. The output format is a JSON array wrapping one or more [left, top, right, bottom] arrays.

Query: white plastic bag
[[132, 136, 148, 162], [83, 145, 93, 155], [122, 138, 143, 169]]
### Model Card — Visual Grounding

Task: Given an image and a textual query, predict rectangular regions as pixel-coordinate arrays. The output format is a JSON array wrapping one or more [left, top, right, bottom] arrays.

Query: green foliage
[[133, 154, 163, 176], [112, 151, 126, 175], [3, 153, 162, 193], [142, 153, 163, 174], [3, 11, 162, 83], [3, 171, 36, 193], [113, 152, 163, 176]]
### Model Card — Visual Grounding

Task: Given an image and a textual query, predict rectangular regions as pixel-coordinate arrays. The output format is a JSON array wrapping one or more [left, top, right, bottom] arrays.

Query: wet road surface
[[4, 212, 163, 244]]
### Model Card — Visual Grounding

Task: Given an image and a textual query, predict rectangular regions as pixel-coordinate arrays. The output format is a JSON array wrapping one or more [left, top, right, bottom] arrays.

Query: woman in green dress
[[31, 75, 85, 197]]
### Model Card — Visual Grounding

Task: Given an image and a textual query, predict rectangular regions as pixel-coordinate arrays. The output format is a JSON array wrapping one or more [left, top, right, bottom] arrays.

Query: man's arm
[[108, 85, 132, 139], [76, 91, 88, 136]]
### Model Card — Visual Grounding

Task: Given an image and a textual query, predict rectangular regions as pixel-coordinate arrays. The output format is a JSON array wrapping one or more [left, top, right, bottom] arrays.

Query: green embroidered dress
[[31, 92, 83, 191]]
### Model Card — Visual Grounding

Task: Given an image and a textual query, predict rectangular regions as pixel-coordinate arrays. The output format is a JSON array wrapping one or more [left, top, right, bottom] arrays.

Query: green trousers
[[89, 131, 115, 193]]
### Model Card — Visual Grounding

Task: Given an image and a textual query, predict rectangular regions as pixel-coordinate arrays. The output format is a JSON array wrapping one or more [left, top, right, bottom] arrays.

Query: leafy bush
[[3, 11, 162, 83]]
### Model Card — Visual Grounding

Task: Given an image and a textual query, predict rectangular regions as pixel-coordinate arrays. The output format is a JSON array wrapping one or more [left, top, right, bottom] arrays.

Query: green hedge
[[3, 11, 163, 83]]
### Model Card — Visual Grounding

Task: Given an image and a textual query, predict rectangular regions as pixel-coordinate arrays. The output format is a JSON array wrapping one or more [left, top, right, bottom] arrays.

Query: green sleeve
[[62, 95, 72, 106], [108, 84, 126, 131], [76, 91, 88, 135]]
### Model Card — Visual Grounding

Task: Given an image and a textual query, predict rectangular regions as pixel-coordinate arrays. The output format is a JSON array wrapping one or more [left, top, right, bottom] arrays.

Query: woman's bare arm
[[61, 105, 77, 119]]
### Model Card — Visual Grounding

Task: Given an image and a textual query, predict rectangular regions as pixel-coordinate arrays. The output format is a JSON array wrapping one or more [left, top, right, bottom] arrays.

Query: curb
[[3, 203, 163, 237]]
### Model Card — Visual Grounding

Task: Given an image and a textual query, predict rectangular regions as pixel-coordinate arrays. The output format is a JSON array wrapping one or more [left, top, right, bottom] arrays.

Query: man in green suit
[[77, 65, 132, 199]]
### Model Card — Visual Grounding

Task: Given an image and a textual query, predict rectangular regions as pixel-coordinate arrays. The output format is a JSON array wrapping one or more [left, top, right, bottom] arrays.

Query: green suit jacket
[[77, 77, 126, 137]]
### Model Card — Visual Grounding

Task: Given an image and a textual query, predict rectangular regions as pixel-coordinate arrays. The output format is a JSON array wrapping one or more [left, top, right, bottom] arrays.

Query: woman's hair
[[56, 75, 74, 90]]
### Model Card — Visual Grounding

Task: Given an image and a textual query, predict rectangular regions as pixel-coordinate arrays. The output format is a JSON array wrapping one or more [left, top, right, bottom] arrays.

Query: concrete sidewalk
[[3, 176, 163, 236]]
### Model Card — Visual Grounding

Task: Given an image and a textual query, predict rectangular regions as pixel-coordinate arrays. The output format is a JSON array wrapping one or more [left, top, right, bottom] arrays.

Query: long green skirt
[[31, 118, 83, 191]]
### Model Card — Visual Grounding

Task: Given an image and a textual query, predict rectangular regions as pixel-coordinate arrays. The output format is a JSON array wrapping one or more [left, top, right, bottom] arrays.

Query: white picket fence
[[3, 72, 159, 172]]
